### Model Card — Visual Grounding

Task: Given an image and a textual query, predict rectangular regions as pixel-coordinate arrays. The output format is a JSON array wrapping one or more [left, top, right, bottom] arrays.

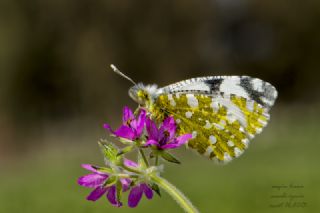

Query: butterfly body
[[128, 76, 277, 163]]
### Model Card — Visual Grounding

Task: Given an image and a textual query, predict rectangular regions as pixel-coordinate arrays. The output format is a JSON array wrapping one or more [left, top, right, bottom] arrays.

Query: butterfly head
[[129, 83, 159, 106]]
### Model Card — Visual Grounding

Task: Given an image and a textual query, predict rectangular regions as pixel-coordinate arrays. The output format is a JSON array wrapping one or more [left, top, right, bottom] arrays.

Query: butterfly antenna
[[110, 64, 136, 85]]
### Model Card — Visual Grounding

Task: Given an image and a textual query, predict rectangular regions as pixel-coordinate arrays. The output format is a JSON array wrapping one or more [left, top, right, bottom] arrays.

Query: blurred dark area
[[1, 0, 320, 155]]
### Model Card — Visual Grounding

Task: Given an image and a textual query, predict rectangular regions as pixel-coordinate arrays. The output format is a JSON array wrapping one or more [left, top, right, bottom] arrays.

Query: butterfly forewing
[[161, 76, 278, 110]]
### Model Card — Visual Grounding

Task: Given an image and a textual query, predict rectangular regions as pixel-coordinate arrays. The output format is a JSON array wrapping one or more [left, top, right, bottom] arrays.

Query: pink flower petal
[[103, 123, 113, 133], [144, 139, 159, 147], [81, 164, 98, 173], [161, 134, 191, 149], [106, 186, 122, 207], [81, 164, 107, 175], [124, 159, 139, 168], [87, 186, 107, 201], [159, 116, 176, 139], [141, 184, 153, 199], [114, 125, 135, 140], [161, 143, 182, 149], [120, 178, 131, 192], [135, 109, 146, 136], [128, 185, 143, 208], [146, 118, 159, 141], [175, 133, 192, 145], [122, 106, 134, 123], [78, 174, 108, 188]]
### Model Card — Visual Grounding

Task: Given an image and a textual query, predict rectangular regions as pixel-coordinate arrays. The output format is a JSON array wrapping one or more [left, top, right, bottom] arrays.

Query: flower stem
[[117, 174, 139, 179], [121, 163, 142, 174], [150, 175, 199, 213], [139, 148, 149, 167]]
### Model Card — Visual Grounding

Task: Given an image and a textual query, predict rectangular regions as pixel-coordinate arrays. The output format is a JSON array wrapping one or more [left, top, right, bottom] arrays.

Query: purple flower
[[145, 116, 192, 150], [104, 106, 146, 141], [78, 164, 130, 207], [78, 159, 153, 208], [128, 183, 153, 208]]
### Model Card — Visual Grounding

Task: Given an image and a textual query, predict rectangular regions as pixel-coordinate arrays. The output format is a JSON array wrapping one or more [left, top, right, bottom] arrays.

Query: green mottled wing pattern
[[151, 93, 270, 163]]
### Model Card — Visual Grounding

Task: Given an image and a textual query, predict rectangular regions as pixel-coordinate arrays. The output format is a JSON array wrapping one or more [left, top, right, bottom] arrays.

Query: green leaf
[[117, 145, 134, 156], [149, 183, 161, 197], [98, 140, 119, 163], [103, 176, 117, 187], [160, 151, 181, 164]]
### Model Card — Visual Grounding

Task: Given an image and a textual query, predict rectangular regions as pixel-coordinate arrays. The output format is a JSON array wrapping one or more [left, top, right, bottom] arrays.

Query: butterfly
[[111, 65, 278, 163]]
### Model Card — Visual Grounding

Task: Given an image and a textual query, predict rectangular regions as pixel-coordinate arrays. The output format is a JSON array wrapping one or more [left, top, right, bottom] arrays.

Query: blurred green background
[[0, 0, 319, 212]]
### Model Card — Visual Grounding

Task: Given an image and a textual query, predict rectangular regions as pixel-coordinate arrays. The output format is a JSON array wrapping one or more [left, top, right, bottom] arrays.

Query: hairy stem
[[150, 175, 199, 213]]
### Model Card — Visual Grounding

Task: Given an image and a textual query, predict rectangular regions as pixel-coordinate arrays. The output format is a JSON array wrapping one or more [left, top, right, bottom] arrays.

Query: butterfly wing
[[152, 76, 277, 163], [161, 76, 278, 110]]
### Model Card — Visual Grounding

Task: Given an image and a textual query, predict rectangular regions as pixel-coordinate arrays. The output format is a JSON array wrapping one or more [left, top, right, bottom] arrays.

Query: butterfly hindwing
[[152, 91, 270, 163]]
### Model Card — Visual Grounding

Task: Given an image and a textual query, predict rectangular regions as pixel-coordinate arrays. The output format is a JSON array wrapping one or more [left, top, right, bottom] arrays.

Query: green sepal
[[160, 151, 181, 164], [117, 145, 134, 156], [98, 140, 122, 165], [149, 183, 161, 197], [103, 176, 117, 187], [98, 140, 118, 160], [119, 137, 134, 145], [91, 165, 113, 174], [116, 180, 122, 204]]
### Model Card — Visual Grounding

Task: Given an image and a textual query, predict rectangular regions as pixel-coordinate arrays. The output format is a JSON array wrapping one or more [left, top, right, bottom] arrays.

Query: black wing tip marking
[[239, 76, 278, 108]]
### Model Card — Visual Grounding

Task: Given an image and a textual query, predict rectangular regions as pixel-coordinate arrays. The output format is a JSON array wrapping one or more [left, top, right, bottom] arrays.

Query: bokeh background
[[1, 0, 319, 212]]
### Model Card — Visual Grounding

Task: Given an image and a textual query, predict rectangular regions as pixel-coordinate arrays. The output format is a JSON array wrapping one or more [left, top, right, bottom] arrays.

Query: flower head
[[78, 164, 130, 207], [104, 106, 146, 141], [78, 158, 154, 208], [145, 116, 192, 150]]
